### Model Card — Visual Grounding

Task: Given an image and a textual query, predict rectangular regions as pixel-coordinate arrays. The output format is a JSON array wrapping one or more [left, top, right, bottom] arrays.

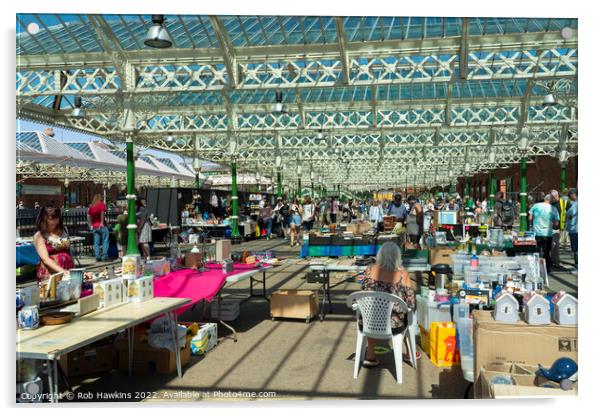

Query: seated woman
[[33, 205, 74, 282], [359, 241, 420, 367]]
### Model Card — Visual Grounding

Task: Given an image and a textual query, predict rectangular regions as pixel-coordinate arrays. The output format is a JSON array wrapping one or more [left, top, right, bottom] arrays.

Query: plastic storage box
[[416, 295, 452, 331]]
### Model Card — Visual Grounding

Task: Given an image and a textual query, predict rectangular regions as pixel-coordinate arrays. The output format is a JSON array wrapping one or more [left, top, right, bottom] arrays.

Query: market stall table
[[16, 297, 189, 402], [16, 236, 86, 267], [182, 222, 228, 238], [153, 263, 272, 341], [309, 261, 431, 321]]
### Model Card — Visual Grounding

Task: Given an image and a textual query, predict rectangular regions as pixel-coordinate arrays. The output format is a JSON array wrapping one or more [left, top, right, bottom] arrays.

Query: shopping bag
[[429, 321, 460, 367]]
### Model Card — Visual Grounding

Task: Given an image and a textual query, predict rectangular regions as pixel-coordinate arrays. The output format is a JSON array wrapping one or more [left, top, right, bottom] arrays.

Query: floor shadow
[[430, 365, 472, 399]]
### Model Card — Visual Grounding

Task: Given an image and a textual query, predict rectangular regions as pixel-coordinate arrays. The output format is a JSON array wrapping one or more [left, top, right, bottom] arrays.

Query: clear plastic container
[[455, 317, 474, 383], [464, 270, 480, 285], [416, 295, 452, 330]]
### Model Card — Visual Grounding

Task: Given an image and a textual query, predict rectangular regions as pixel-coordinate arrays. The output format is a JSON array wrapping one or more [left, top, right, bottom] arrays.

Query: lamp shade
[[275, 155, 282, 168], [144, 15, 173, 48], [488, 151, 496, 164], [559, 150, 569, 163], [542, 93, 557, 107], [518, 136, 529, 151], [464, 162, 471, 174]]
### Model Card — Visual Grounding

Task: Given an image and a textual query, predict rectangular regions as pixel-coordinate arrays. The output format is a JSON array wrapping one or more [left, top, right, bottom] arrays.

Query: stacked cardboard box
[[473, 310, 578, 398]]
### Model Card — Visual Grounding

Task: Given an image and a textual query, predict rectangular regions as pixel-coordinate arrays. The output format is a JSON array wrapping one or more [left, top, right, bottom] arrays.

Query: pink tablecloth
[[153, 263, 263, 316]]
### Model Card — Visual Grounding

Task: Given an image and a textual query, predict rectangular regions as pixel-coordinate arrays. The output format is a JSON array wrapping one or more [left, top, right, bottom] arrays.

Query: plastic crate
[[416, 295, 452, 331]]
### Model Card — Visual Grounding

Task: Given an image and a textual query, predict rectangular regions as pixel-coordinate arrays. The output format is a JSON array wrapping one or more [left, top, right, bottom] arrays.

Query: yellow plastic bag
[[429, 321, 460, 367]]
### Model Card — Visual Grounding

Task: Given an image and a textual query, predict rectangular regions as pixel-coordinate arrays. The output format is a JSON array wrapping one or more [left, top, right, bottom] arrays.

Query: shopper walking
[[319, 197, 329, 227], [329, 197, 339, 224], [259, 201, 274, 240], [566, 189, 578, 274], [529, 194, 559, 273], [289, 198, 303, 247], [302, 195, 315, 232], [87, 194, 109, 262]]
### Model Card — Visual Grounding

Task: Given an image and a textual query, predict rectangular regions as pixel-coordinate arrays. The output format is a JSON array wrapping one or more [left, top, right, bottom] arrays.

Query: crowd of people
[[253, 187, 578, 274], [24, 184, 578, 283]]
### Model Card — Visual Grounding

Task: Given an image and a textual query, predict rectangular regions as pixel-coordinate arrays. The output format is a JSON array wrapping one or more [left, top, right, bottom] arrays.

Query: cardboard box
[[59, 343, 115, 378], [185, 252, 203, 269], [116, 337, 191, 375], [190, 323, 218, 356], [123, 275, 154, 303], [429, 247, 457, 266], [270, 290, 319, 322], [473, 310, 578, 398], [479, 363, 577, 398], [215, 240, 231, 262], [210, 298, 240, 321], [93, 278, 124, 309]]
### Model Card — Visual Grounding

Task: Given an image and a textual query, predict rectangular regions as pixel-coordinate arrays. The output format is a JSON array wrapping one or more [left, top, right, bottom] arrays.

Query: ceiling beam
[[335, 17, 350, 85], [459, 17, 469, 80], [208, 16, 239, 89], [17, 30, 578, 70]]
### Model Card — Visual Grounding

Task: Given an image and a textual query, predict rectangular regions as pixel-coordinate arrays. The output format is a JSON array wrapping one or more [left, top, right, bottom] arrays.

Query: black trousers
[[536, 236, 553, 271]]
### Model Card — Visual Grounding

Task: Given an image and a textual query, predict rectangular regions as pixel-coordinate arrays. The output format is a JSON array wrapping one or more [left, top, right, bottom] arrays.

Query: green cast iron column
[[230, 161, 241, 239], [464, 177, 469, 199], [489, 170, 496, 215], [520, 157, 528, 231], [561, 162, 567, 193], [277, 172, 282, 198], [63, 183, 69, 211], [125, 138, 139, 256]]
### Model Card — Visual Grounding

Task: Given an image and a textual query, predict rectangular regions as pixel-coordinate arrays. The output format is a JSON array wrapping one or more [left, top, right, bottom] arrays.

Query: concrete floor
[[66, 238, 578, 401]]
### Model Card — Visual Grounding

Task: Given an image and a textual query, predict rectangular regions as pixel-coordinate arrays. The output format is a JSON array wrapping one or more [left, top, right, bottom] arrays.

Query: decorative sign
[[21, 184, 61, 196]]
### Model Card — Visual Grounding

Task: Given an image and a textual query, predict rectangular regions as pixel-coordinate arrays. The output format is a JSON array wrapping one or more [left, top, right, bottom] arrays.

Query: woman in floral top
[[359, 241, 419, 367]]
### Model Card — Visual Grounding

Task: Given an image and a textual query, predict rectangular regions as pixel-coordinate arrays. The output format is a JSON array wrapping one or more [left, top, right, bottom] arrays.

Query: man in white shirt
[[369, 200, 384, 231], [302, 196, 315, 231]]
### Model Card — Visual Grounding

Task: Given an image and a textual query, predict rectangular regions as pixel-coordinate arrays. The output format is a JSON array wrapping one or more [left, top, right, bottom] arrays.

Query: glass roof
[[66, 142, 95, 159], [16, 132, 43, 152], [16, 15, 578, 55]]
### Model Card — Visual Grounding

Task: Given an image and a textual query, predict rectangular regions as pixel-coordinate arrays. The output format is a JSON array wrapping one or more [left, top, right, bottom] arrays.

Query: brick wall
[[456, 155, 578, 201]]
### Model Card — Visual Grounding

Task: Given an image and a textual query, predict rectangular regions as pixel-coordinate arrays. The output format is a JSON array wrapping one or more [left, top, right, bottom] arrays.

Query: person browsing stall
[[369, 199, 384, 232], [87, 194, 109, 262], [565, 189, 578, 274], [359, 242, 420, 367], [387, 193, 408, 223], [529, 194, 559, 273], [33, 205, 74, 282]]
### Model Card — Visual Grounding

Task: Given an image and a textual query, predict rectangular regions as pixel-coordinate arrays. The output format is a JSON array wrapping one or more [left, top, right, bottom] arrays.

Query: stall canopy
[[16, 130, 196, 181], [16, 15, 578, 191]]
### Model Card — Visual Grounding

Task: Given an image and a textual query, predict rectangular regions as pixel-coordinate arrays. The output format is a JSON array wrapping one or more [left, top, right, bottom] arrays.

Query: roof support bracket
[[335, 17, 351, 85]]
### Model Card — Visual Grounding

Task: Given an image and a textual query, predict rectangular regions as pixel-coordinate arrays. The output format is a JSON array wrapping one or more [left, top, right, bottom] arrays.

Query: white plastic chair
[[347, 291, 416, 384]]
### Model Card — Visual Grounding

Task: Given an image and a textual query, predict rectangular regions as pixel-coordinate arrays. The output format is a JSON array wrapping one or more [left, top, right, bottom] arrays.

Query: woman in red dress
[[33, 205, 74, 282]]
